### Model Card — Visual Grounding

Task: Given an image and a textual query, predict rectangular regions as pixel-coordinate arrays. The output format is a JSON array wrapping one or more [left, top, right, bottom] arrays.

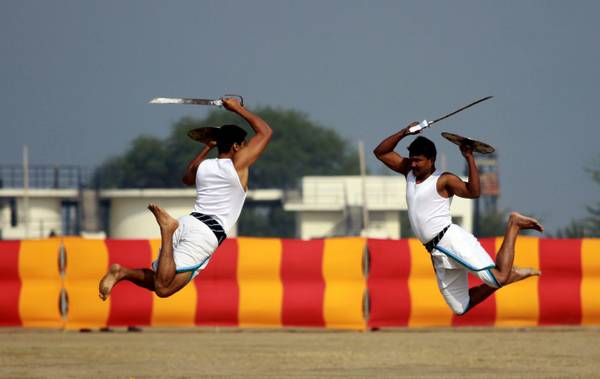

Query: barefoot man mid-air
[[373, 123, 543, 315], [99, 97, 272, 299]]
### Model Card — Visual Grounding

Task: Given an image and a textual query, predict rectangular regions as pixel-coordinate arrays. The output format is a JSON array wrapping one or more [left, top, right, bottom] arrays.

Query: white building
[[0, 187, 282, 239], [1, 176, 472, 240], [284, 176, 473, 240]]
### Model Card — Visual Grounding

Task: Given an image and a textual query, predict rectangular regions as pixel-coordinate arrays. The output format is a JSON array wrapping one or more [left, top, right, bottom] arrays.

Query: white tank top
[[406, 170, 452, 243], [193, 159, 246, 234]]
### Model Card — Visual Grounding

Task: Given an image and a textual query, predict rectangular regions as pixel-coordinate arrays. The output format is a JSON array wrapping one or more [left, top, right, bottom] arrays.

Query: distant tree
[[93, 106, 360, 237], [476, 209, 508, 238], [94, 136, 169, 188], [554, 219, 587, 238], [583, 158, 600, 236], [553, 155, 600, 237], [95, 106, 359, 189], [476, 209, 545, 238]]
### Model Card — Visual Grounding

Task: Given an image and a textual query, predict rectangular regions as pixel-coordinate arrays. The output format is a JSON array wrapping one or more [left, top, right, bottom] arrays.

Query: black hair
[[407, 136, 437, 160], [217, 124, 248, 154]]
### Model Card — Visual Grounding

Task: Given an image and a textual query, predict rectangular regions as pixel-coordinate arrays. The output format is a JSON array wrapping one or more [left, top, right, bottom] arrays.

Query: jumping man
[[99, 97, 272, 299], [373, 122, 543, 315]]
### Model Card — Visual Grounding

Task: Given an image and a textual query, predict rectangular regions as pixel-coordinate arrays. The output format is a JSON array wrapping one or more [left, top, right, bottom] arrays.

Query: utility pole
[[358, 141, 369, 235], [23, 145, 30, 239]]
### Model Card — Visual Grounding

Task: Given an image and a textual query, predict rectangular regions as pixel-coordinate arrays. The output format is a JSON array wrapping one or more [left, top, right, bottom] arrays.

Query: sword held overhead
[[408, 96, 493, 133], [148, 94, 244, 107]]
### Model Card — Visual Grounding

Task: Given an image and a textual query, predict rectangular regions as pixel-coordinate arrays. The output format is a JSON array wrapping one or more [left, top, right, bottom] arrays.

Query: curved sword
[[409, 96, 493, 133]]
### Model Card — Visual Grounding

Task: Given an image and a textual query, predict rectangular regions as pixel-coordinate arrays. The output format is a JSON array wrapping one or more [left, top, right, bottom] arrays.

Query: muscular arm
[[182, 142, 215, 186], [373, 122, 419, 175], [222, 98, 272, 171], [439, 145, 480, 198]]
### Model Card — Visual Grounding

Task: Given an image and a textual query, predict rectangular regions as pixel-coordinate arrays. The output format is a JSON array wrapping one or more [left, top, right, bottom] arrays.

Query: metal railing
[[0, 165, 92, 189]]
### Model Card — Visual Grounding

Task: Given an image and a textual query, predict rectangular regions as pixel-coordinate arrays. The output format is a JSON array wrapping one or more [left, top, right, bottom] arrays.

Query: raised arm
[[373, 122, 420, 175], [221, 98, 272, 171], [439, 144, 481, 198], [182, 141, 216, 186]]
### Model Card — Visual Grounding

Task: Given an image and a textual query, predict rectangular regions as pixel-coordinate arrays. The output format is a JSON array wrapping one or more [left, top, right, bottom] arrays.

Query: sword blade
[[430, 96, 493, 125], [148, 97, 222, 106]]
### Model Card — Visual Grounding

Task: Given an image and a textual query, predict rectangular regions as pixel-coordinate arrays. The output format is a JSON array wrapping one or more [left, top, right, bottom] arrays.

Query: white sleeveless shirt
[[406, 170, 452, 243], [193, 158, 246, 234]]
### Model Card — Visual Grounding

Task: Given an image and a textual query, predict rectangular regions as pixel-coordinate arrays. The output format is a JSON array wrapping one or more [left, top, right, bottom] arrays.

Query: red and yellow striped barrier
[[1, 237, 599, 329], [0, 239, 63, 328], [61, 237, 366, 329], [367, 237, 600, 328]]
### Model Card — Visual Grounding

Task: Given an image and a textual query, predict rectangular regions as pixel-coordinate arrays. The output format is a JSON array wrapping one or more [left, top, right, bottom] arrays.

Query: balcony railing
[[0, 165, 92, 189]]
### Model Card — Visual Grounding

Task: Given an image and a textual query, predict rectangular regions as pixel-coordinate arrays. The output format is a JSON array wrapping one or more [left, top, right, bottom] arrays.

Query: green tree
[[554, 219, 587, 238], [94, 136, 170, 188], [476, 209, 508, 238], [95, 106, 359, 189], [475, 209, 544, 238], [93, 106, 360, 237], [583, 158, 600, 236], [554, 155, 600, 237]]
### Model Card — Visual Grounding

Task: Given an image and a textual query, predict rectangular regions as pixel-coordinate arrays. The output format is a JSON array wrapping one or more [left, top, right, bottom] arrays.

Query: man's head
[[217, 124, 248, 155], [407, 136, 436, 177]]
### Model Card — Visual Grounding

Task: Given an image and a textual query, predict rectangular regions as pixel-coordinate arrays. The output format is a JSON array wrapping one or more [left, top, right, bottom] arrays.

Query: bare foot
[[99, 264, 123, 301], [514, 265, 542, 277], [509, 212, 544, 233], [505, 265, 541, 285], [147, 203, 179, 234]]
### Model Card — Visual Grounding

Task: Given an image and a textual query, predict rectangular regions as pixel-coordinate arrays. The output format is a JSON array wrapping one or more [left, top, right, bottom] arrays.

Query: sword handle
[[223, 94, 244, 107], [408, 120, 430, 133]]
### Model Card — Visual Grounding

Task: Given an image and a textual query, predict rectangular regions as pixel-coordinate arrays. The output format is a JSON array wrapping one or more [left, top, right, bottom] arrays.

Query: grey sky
[[1, 1, 599, 231]]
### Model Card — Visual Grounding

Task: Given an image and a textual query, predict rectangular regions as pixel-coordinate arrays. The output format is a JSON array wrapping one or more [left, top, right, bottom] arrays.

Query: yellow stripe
[[237, 238, 282, 327], [407, 239, 453, 327], [581, 239, 600, 325], [19, 239, 63, 328], [149, 239, 197, 327], [63, 237, 110, 329], [322, 238, 366, 330], [494, 236, 539, 327]]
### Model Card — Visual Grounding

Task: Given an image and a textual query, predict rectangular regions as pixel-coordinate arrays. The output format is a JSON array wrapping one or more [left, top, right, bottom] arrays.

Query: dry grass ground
[[1, 327, 599, 378]]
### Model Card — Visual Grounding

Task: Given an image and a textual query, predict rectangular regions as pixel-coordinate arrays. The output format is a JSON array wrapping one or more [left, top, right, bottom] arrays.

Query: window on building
[[61, 200, 79, 236], [399, 211, 415, 238], [10, 198, 17, 227]]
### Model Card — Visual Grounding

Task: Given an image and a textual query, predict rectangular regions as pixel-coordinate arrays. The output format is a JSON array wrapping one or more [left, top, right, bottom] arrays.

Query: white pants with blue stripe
[[151, 215, 219, 280], [430, 224, 500, 315]]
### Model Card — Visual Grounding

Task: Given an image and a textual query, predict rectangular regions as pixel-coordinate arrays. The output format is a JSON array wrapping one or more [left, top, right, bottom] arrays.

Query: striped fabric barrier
[[367, 237, 600, 328], [63, 238, 154, 329], [180, 237, 365, 329], [61, 237, 366, 330], [0, 239, 63, 328], [2, 237, 599, 329]]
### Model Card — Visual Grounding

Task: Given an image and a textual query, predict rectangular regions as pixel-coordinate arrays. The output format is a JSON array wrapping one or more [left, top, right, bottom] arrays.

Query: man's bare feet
[[513, 265, 542, 276], [509, 212, 544, 232], [504, 265, 541, 285], [147, 203, 179, 234], [99, 264, 123, 301]]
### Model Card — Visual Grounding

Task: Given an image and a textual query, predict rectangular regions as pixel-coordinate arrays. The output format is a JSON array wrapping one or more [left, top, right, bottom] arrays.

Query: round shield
[[441, 132, 495, 154], [187, 127, 220, 143]]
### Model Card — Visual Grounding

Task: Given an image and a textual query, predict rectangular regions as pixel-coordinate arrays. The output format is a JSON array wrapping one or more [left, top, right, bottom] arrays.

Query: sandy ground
[[0, 327, 599, 378]]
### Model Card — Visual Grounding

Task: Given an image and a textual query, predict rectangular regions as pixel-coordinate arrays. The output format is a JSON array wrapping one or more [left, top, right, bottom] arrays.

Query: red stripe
[[105, 240, 153, 327], [281, 239, 325, 327], [538, 239, 582, 325], [195, 239, 239, 326], [367, 239, 411, 328], [0, 241, 22, 326], [452, 238, 497, 326]]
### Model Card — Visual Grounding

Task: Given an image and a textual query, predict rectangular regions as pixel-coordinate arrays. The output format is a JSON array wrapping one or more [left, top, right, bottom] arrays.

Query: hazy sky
[[2, 1, 599, 231]]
